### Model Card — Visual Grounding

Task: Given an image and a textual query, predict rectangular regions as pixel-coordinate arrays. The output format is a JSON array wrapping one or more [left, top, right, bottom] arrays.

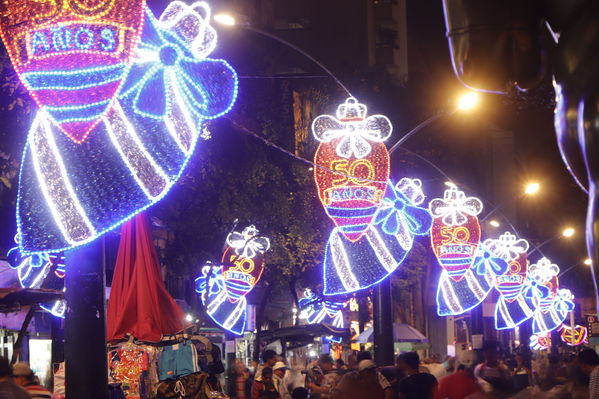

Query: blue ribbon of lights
[[373, 180, 432, 236], [523, 279, 551, 300], [471, 244, 508, 276]]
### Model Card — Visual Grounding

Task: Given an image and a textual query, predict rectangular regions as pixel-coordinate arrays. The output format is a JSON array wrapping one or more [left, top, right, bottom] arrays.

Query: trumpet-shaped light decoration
[[312, 97, 391, 242], [15, 1, 238, 254], [195, 224, 270, 335], [323, 178, 432, 295], [494, 250, 535, 330], [429, 183, 482, 282], [559, 324, 588, 346]]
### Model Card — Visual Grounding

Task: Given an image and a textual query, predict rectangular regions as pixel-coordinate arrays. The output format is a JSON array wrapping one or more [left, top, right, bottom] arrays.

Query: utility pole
[[373, 278, 394, 366]]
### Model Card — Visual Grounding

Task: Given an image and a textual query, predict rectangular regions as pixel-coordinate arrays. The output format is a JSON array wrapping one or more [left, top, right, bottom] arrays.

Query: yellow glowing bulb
[[457, 92, 479, 111], [489, 220, 500, 227], [524, 182, 540, 195], [584, 258, 592, 266], [214, 13, 236, 26], [562, 227, 575, 238]]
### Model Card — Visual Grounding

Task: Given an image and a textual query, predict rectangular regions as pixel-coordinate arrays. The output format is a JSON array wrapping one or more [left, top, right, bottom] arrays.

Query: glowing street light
[[457, 92, 479, 111], [562, 227, 575, 238], [524, 182, 540, 195], [489, 220, 500, 227], [584, 258, 592, 266], [185, 314, 193, 322], [214, 13, 236, 26]]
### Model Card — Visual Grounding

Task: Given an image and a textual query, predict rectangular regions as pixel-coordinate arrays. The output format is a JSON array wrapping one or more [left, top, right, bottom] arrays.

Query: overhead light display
[[6, 1, 238, 255], [298, 289, 346, 343], [559, 324, 588, 346]]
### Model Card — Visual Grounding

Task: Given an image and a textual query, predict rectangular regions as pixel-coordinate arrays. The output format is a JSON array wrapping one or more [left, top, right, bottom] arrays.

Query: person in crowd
[[424, 354, 447, 381], [397, 351, 437, 399], [308, 355, 338, 399], [234, 359, 250, 399], [349, 351, 392, 399], [510, 354, 531, 393], [307, 366, 324, 399], [333, 360, 385, 399], [11, 363, 52, 399], [579, 349, 599, 399], [473, 342, 511, 395], [435, 364, 479, 399], [335, 359, 347, 372], [0, 356, 28, 399], [273, 362, 291, 399], [292, 387, 309, 399], [252, 367, 281, 399], [255, 350, 279, 382]]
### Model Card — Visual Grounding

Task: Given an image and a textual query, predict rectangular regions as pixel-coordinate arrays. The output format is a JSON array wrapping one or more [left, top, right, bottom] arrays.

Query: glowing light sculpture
[[6, 237, 65, 318], [526, 257, 574, 334], [559, 324, 588, 346], [431, 184, 491, 315], [10, 1, 238, 255], [430, 183, 482, 282], [491, 233, 535, 330], [312, 97, 391, 243], [322, 178, 432, 295], [529, 333, 551, 351], [298, 289, 346, 343], [194, 225, 270, 335]]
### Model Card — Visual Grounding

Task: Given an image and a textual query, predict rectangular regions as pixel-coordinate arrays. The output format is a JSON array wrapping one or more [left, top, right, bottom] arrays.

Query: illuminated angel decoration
[[226, 225, 271, 259], [428, 183, 483, 226], [312, 97, 392, 159], [484, 232, 529, 261]]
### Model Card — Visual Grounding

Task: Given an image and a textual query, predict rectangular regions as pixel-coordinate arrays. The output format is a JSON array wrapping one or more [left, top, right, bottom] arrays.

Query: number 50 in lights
[[312, 97, 392, 242]]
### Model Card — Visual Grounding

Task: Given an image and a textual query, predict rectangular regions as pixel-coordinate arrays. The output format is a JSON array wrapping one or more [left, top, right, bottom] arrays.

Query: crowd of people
[[232, 344, 599, 399], [0, 356, 51, 398]]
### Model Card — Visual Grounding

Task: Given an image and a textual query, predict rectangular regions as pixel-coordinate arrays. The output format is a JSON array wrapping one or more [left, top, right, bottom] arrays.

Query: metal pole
[[373, 278, 394, 366], [64, 240, 107, 399]]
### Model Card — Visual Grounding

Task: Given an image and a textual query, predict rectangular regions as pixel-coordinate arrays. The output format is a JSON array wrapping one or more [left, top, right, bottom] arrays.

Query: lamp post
[[528, 227, 576, 257], [480, 181, 541, 223]]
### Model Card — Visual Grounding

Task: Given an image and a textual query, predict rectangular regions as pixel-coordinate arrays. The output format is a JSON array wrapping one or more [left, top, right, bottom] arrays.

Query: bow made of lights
[[226, 225, 271, 260], [429, 183, 483, 226], [312, 97, 392, 159], [374, 178, 433, 236], [485, 232, 529, 261], [194, 263, 224, 299], [472, 243, 508, 276]]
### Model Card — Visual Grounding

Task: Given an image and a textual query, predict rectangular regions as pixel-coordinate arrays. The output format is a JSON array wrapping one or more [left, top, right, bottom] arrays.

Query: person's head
[[397, 352, 420, 373], [356, 350, 372, 363], [310, 366, 324, 384], [347, 354, 358, 370], [262, 350, 278, 367], [482, 341, 499, 364], [515, 354, 524, 366], [292, 387, 309, 399], [578, 349, 599, 375], [273, 361, 288, 379], [358, 359, 377, 379], [262, 367, 274, 384], [11, 363, 33, 386], [319, 354, 334, 372], [336, 359, 345, 369]]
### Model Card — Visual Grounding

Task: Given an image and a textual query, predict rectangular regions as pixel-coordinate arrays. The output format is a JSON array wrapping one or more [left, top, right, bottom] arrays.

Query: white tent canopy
[[356, 323, 428, 343]]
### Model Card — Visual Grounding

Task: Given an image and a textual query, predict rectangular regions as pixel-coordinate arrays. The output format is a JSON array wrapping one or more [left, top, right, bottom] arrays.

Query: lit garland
[[322, 178, 432, 295], [559, 324, 588, 346], [312, 97, 391, 243], [13, 2, 238, 255], [195, 225, 270, 335], [298, 289, 346, 343]]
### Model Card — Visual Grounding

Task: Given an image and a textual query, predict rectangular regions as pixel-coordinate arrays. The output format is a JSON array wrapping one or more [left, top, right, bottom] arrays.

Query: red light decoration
[[496, 252, 529, 302], [0, 0, 146, 143], [312, 98, 391, 242], [429, 184, 482, 282]]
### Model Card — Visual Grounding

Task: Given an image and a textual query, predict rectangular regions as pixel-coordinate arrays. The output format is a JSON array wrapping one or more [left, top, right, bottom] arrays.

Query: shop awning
[[356, 323, 428, 344], [0, 288, 63, 313]]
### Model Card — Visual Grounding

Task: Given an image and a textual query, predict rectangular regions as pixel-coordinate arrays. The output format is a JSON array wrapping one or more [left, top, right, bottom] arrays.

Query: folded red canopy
[[107, 213, 186, 342]]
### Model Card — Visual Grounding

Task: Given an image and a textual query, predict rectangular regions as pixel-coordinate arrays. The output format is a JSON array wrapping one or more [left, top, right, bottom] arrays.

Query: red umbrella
[[107, 213, 187, 343]]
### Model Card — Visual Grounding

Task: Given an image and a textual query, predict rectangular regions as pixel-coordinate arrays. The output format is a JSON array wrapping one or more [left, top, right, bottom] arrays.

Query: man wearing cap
[[12, 363, 52, 399], [333, 360, 386, 399], [273, 361, 291, 399]]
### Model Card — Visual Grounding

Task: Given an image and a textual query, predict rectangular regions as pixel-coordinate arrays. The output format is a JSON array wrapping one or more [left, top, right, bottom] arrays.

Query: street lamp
[[213, 13, 236, 26], [562, 227, 575, 238], [457, 92, 479, 111], [489, 220, 500, 227], [524, 182, 540, 195], [585, 258, 593, 266]]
